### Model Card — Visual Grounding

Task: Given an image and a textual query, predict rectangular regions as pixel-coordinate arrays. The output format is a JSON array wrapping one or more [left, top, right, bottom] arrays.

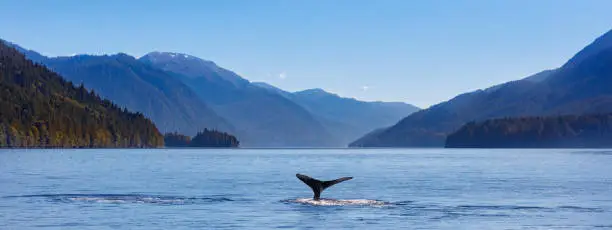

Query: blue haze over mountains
[[140, 52, 338, 147], [140, 52, 419, 146], [7, 28, 612, 148], [351, 29, 612, 147], [252, 83, 419, 144], [5, 41, 419, 147]]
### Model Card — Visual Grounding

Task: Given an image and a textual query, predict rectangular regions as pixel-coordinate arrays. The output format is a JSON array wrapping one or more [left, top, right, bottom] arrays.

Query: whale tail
[[296, 173, 353, 200]]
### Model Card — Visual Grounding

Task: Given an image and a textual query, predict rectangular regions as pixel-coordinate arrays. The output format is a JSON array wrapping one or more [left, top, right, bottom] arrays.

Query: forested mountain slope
[[0, 42, 163, 147]]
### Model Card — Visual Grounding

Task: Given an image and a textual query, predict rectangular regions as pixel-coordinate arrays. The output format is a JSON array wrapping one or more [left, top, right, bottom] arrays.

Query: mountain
[[0, 41, 163, 147], [349, 127, 389, 148], [446, 114, 612, 148], [140, 52, 338, 147], [351, 29, 612, 147], [7, 43, 232, 136], [139, 52, 248, 86], [292, 89, 419, 134], [253, 83, 420, 144]]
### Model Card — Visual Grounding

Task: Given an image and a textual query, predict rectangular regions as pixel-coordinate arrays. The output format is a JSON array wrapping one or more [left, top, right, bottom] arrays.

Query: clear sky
[[1, 0, 611, 108]]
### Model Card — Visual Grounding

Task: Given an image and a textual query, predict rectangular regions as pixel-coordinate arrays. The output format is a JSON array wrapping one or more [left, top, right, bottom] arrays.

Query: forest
[[0, 42, 164, 148], [446, 114, 612, 148], [164, 129, 239, 147]]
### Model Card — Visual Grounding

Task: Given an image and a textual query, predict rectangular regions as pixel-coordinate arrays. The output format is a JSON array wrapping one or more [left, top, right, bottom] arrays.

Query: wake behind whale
[[290, 173, 389, 206], [283, 198, 390, 207]]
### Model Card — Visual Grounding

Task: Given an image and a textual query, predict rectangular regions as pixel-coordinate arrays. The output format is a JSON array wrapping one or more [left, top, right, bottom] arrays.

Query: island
[[164, 129, 239, 148]]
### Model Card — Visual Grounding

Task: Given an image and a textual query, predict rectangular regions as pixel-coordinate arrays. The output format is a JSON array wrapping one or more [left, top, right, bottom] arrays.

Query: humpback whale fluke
[[296, 173, 353, 200]]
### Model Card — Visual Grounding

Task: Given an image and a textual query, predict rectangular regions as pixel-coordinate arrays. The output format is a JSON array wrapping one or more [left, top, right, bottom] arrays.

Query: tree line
[[446, 114, 612, 148]]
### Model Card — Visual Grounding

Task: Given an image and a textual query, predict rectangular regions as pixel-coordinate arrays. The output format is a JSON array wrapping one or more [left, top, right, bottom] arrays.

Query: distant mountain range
[[3, 40, 418, 147], [253, 82, 420, 144], [351, 29, 612, 147], [140, 52, 339, 147], [140, 52, 419, 146]]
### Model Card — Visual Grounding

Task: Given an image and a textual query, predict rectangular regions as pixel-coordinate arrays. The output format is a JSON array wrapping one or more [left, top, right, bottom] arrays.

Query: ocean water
[[1, 149, 611, 229]]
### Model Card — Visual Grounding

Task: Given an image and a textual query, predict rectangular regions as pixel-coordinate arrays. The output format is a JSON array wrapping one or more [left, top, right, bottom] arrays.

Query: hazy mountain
[[351, 29, 612, 147], [253, 82, 420, 145], [8, 42, 233, 136], [140, 52, 338, 147], [348, 127, 389, 148]]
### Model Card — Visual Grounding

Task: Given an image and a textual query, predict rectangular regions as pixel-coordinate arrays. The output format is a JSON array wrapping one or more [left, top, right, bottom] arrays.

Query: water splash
[[283, 198, 390, 207]]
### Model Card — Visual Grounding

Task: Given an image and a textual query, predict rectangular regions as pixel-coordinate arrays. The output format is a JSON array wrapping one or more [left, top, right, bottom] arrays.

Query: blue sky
[[1, 0, 611, 108]]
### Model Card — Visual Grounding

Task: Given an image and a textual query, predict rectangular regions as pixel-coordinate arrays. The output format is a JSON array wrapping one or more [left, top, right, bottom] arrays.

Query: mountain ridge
[[140, 52, 340, 147], [351, 29, 612, 147], [6, 41, 234, 136], [253, 82, 420, 145]]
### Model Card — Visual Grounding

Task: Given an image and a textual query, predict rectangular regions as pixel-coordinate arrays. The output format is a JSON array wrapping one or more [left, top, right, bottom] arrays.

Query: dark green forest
[[163, 132, 192, 147], [0, 42, 163, 148], [164, 129, 239, 147], [446, 114, 612, 148]]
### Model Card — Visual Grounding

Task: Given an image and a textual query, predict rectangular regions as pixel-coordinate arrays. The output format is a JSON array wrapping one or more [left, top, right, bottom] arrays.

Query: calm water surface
[[1, 149, 611, 229]]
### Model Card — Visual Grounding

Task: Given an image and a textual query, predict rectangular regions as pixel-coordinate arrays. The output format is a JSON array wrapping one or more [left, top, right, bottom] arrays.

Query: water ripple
[[3, 194, 234, 205]]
